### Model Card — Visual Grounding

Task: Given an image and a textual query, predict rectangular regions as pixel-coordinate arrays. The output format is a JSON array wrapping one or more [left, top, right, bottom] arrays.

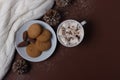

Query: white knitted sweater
[[0, 0, 54, 79]]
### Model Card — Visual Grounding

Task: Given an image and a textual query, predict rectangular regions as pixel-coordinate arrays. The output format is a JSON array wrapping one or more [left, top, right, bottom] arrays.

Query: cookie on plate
[[35, 40, 51, 51], [37, 29, 51, 42], [26, 44, 42, 58], [28, 23, 42, 39]]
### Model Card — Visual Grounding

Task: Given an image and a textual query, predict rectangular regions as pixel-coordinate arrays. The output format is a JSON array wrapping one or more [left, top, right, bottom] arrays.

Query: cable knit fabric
[[0, 0, 54, 79]]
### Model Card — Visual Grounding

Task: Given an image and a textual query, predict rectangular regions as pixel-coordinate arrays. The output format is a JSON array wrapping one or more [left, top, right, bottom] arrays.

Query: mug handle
[[81, 21, 87, 26]]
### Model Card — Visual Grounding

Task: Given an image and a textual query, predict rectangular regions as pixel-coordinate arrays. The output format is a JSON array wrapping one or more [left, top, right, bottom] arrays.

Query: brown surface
[[4, 0, 120, 80]]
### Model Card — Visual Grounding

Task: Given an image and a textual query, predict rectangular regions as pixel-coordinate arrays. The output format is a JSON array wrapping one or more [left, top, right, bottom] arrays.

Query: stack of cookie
[[26, 23, 52, 58]]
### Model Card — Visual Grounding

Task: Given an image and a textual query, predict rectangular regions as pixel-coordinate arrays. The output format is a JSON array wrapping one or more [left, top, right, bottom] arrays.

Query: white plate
[[15, 20, 57, 62]]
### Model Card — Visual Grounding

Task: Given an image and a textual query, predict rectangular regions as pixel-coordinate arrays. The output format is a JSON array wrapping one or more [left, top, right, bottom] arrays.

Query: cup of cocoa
[[57, 19, 86, 47]]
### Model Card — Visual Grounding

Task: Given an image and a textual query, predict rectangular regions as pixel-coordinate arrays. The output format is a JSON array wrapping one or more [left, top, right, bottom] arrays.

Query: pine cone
[[12, 59, 30, 74], [55, 0, 71, 7], [43, 9, 61, 26]]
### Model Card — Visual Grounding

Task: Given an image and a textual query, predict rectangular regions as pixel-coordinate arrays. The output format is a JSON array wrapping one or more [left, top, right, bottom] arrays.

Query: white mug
[[57, 19, 86, 47]]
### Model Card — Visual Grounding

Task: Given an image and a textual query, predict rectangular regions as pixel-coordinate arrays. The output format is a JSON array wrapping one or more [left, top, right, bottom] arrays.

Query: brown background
[[4, 0, 120, 80]]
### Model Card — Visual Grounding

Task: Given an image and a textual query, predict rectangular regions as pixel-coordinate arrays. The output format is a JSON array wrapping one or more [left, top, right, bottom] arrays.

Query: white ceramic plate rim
[[15, 20, 57, 62]]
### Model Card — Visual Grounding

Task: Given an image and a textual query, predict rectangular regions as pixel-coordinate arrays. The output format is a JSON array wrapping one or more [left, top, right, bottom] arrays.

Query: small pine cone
[[55, 0, 71, 7], [12, 59, 30, 75], [43, 9, 61, 26]]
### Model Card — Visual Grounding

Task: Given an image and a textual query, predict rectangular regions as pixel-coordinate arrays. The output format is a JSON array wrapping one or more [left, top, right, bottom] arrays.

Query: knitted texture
[[0, 0, 54, 79]]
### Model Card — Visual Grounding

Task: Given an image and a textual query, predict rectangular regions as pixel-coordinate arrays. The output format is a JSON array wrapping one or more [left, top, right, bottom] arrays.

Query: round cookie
[[35, 40, 51, 51], [26, 44, 42, 58], [28, 23, 42, 39], [37, 29, 51, 42]]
